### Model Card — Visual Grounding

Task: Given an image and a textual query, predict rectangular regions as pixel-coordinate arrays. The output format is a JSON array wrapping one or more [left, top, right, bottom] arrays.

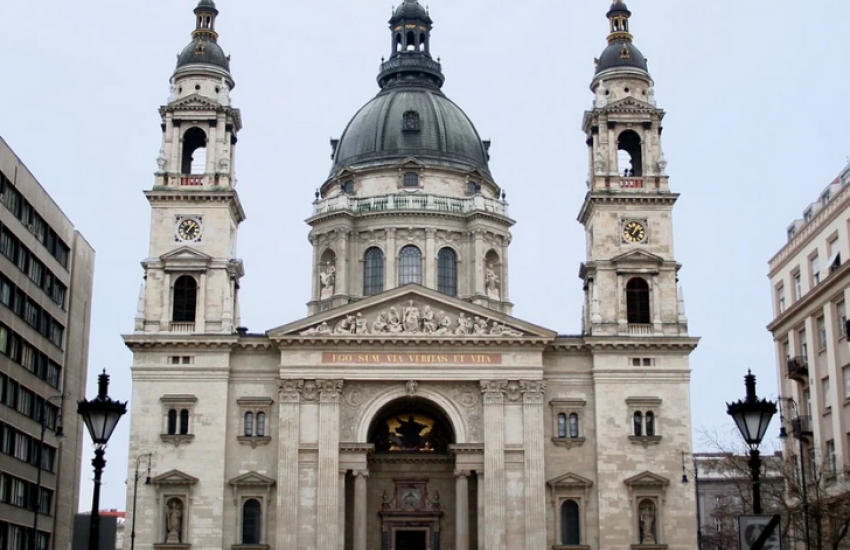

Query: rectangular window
[[811, 255, 821, 286], [16, 388, 32, 417], [844, 365, 850, 400], [817, 317, 827, 350], [15, 247, 27, 273], [839, 302, 847, 338], [828, 237, 841, 273], [404, 172, 420, 188], [794, 272, 802, 300], [827, 440, 836, 474], [823, 378, 831, 410], [777, 285, 786, 314], [799, 329, 808, 360], [51, 283, 65, 308], [26, 258, 42, 287], [0, 279, 10, 307], [49, 323, 63, 348]]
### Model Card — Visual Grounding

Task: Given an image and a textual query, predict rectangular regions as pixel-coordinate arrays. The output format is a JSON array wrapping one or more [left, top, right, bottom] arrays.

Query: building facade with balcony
[[125, 1, 699, 549], [0, 136, 95, 550], [768, 163, 850, 516]]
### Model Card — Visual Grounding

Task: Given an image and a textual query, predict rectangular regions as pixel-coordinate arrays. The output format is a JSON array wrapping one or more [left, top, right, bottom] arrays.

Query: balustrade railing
[[180, 176, 204, 187], [620, 178, 644, 189], [627, 324, 654, 336], [170, 322, 196, 334], [312, 193, 509, 217]]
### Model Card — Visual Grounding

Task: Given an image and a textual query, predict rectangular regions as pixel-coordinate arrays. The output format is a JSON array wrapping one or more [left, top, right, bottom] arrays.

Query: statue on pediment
[[372, 311, 388, 333], [403, 300, 421, 333], [387, 307, 403, 333], [354, 312, 370, 335], [422, 305, 437, 334]]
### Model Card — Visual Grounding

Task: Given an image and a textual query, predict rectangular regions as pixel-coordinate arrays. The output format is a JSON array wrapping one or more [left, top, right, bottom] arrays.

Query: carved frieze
[[299, 299, 523, 337]]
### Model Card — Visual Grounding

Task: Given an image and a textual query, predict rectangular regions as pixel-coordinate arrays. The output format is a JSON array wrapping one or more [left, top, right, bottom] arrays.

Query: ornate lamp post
[[726, 371, 777, 514], [77, 371, 126, 550]]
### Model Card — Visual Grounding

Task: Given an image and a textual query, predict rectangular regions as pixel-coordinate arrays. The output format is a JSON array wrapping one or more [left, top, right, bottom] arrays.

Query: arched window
[[242, 499, 261, 545], [167, 409, 177, 435], [179, 409, 189, 435], [181, 127, 208, 175], [406, 31, 416, 51], [561, 500, 580, 545], [569, 413, 579, 438], [256, 412, 265, 437], [645, 412, 655, 436], [363, 248, 385, 296], [172, 276, 198, 323], [419, 33, 427, 52], [244, 412, 254, 436], [395, 34, 402, 52], [399, 246, 422, 286], [437, 248, 458, 296], [557, 413, 567, 438], [626, 278, 651, 324], [617, 130, 643, 177], [633, 412, 643, 436]]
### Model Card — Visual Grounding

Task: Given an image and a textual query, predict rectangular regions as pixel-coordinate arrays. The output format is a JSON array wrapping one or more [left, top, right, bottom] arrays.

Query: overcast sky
[[0, 0, 846, 512]]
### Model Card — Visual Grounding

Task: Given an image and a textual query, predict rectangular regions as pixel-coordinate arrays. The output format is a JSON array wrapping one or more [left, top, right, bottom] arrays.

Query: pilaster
[[316, 380, 343, 550], [277, 380, 302, 550], [481, 380, 507, 550], [521, 380, 547, 550], [386, 229, 397, 290]]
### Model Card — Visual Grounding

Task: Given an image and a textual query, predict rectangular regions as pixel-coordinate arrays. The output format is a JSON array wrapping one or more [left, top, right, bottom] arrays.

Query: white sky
[[0, 0, 846, 512]]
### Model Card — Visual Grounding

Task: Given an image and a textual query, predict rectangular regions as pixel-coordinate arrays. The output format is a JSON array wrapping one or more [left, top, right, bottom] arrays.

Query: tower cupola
[[380, 0, 444, 89], [595, 0, 649, 79], [175, 0, 232, 82]]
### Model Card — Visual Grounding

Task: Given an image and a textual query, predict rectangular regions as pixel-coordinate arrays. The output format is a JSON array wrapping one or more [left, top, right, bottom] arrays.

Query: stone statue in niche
[[594, 80, 609, 109], [165, 499, 183, 543], [639, 501, 657, 544], [156, 149, 167, 174], [657, 152, 668, 176], [485, 264, 501, 300], [319, 264, 336, 299]]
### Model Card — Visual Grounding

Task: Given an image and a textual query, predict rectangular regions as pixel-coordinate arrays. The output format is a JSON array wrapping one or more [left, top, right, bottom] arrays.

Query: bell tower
[[136, 0, 245, 335], [579, 0, 687, 337]]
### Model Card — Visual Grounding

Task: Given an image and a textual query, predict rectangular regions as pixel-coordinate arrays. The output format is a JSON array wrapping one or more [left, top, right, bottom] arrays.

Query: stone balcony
[[311, 193, 509, 218]]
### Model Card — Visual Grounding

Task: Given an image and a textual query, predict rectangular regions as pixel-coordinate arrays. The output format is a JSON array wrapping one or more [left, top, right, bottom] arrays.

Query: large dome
[[331, 87, 491, 175]]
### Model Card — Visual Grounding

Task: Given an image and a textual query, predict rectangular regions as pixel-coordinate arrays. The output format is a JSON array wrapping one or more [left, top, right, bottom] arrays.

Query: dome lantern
[[595, 0, 649, 77], [379, 0, 444, 89], [175, 0, 232, 81]]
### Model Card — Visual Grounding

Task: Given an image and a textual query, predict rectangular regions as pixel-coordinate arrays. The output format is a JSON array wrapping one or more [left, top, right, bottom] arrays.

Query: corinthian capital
[[480, 380, 508, 404], [318, 379, 344, 402], [279, 379, 304, 403], [520, 380, 547, 403]]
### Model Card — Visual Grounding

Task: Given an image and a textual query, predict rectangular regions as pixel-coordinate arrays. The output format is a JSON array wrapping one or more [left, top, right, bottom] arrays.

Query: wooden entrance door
[[395, 530, 427, 550]]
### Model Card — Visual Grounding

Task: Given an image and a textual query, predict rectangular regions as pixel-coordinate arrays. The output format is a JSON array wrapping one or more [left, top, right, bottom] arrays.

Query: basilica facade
[[123, 1, 699, 549]]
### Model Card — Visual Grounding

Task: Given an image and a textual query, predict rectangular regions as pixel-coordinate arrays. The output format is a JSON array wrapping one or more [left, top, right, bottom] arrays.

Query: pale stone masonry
[[124, 1, 698, 549], [0, 136, 94, 550]]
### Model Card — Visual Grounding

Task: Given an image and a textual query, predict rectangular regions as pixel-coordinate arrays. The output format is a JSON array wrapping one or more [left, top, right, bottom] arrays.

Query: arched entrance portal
[[343, 398, 479, 550]]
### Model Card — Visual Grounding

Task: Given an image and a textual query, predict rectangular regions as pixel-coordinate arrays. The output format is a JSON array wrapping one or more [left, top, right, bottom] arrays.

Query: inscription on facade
[[322, 352, 502, 365]]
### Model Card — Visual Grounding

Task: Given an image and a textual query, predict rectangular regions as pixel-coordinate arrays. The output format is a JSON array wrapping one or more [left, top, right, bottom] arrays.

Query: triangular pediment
[[623, 471, 670, 488], [547, 472, 594, 488], [152, 469, 199, 486], [160, 246, 213, 263], [167, 93, 221, 111], [605, 97, 656, 111], [395, 157, 428, 169], [611, 249, 665, 265], [229, 471, 276, 487], [269, 285, 556, 340]]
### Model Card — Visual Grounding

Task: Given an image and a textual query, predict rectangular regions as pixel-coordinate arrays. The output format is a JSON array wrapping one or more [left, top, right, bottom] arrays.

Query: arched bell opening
[[617, 129, 643, 177], [181, 127, 208, 175]]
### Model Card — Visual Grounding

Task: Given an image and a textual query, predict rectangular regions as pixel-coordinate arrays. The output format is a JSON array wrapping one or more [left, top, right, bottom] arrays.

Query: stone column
[[473, 230, 485, 296], [277, 380, 303, 550], [521, 381, 547, 550], [476, 471, 485, 550], [161, 272, 172, 330], [455, 470, 470, 550], [310, 236, 320, 304], [652, 275, 662, 333], [425, 228, 436, 289], [196, 272, 207, 333], [336, 229, 349, 297], [617, 272, 626, 331], [317, 380, 344, 550], [481, 380, 507, 550], [500, 239, 510, 308], [171, 121, 181, 175], [386, 228, 397, 290], [353, 470, 369, 550], [338, 471, 346, 550], [206, 120, 217, 175]]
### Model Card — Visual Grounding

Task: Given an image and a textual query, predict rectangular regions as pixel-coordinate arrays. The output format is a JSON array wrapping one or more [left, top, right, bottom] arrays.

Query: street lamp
[[77, 371, 127, 550], [130, 453, 153, 550], [32, 394, 65, 550], [726, 371, 777, 514], [681, 450, 703, 550], [779, 397, 811, 550]]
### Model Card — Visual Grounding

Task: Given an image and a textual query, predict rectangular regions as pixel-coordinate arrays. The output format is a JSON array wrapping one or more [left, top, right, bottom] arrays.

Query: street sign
[[739, 515, 782, 550]]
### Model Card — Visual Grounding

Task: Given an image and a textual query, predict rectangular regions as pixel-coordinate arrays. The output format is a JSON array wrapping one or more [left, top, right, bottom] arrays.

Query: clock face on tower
[[176, 217, 203, 242], [623, 220, 647, 243]]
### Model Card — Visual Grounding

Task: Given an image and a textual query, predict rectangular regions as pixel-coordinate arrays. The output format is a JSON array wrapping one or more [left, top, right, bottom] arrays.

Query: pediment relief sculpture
[[299, 299, 523, 338]]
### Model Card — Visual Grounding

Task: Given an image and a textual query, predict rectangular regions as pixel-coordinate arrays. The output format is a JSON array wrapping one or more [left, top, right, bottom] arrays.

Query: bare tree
[[699, 429, 850, 550]]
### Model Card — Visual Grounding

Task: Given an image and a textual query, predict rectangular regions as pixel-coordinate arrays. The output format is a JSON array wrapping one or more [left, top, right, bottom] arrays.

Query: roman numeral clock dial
[[176, 217, 202, 242], [623, 220, 647, 243]]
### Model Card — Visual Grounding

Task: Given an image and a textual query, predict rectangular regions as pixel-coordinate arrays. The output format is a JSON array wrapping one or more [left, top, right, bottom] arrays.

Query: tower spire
[[379, 0, 444, 89], [192, 0, 219, 42]]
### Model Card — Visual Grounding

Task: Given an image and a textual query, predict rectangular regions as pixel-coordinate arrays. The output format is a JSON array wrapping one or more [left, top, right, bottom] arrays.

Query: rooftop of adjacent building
[[769, 162, 850, 274]]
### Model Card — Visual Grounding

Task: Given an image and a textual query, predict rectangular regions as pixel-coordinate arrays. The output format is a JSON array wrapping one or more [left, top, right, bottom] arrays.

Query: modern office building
[[0, 136, 95, 550]]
